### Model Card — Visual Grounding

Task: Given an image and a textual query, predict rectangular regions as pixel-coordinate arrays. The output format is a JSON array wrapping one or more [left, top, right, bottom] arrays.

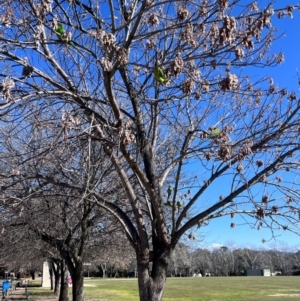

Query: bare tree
[[1, 1, 300, 300], [0, 108, 114, 301]]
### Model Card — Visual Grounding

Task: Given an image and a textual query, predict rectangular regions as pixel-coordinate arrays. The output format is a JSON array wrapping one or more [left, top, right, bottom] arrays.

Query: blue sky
[[198, 3, 300, 251]]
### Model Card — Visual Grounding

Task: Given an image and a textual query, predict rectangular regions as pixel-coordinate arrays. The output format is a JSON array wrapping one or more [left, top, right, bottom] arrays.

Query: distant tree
[[191, 248, 212, 275], [1, 1, 300, 300], [0, 111, 110, 301], [270, 247, 294, 275]]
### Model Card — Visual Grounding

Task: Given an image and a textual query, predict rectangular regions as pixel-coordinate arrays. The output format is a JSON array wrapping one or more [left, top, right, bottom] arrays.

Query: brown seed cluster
[[218, 145, 233, 161], [101, 31, 116, 52], [188, 233, 196, 240], [116, 47, 128, 66], [180, 23, 194, 42], [256, 207, 265, 219], [146, 39, 155, 49], [248, 2, 259, 12], [22, 65, 34, 78], [147, 13, 159, 26], [201, 80, 210, 93], [170, 55, 184, 77], [177, 7, 190, 21], [119, 121, 136, 146], [256, 159, 264, 167], [1, 77, 15, 100], [219, 16, 237, 45], [218, 0, 229, 12], [237, 140, 253, 160], [182, 78, 195, 94], [262, 195, 269, 204], [236, 162, 243, 173], [235, 47, 244, 60], [0, 7, 13, 26], [219, 73, 238, 91], [100, 57, 113, 71]]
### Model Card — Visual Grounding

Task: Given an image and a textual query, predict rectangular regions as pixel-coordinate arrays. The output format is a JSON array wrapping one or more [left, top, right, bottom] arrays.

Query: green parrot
[[154, 66, 169, 86], [176, 201, 182, 208], [167, 186, 173, 198], [56, 23, 77, 48], [208, 127, 221, 139]]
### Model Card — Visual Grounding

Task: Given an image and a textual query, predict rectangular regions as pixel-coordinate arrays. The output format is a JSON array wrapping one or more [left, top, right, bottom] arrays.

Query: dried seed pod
[[170, 55, 184, 77], [177, 7, 189, 21], [272, 205, 279, 213], [22, 65, 34, 77], [1, 77, 15, 99], [286, 5, 294, 18], [262, 196, 269, 204], [220, 73, 238, 91], [218, 145, 233, 161], [182, 77, 195, 94], [237, 162, 244, 173], [256, 207, 265, 219], [256, 160, 264, 167], [204, 152, 212, 160], [147, 13, 159, 26], [188, 233, 195, 240], [235, 47, 244, 60], [116, 47, 128, 66], [218, 0, 229, 11]]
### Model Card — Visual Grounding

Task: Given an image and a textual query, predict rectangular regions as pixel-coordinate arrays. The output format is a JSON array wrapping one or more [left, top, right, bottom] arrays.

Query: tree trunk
[[49, 267, 54, 290], [53, 267, 60, 295], [30, 270, 35, 280], [137, 249, 171, 301], [71, 262, 84, 301], [100, 263, 106, 278], [59, 260, 69, 301]]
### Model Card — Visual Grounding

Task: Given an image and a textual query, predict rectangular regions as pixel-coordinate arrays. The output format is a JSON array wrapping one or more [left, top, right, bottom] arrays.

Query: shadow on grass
[[28, 292, 55, 297]]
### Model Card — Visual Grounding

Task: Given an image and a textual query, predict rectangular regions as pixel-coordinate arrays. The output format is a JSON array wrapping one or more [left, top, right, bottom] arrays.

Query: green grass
[[29, 276, 300, 301]]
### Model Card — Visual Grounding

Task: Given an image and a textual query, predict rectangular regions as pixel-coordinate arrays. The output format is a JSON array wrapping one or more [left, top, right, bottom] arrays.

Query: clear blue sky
[[198, 2, 300, 251]]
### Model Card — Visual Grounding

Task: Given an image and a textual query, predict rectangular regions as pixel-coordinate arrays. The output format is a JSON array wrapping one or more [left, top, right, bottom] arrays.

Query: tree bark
[[70, 262, 84, 301], [52, 262, 60, 295], [137, 248, 171, 301], [59, 260, 69, 301], [49, 266, 54, 290], [100, 263, 106, 278]]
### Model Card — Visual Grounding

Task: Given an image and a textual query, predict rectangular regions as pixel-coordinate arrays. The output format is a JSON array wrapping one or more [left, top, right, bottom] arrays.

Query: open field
[[28, 276, 300, 301]]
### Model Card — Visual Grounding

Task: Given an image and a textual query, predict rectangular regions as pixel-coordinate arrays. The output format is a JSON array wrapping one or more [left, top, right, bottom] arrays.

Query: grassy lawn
[[28, 276, 300, 301]]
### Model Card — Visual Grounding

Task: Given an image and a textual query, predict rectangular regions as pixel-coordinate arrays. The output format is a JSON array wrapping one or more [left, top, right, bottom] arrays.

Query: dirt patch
[[269, 294, 300, 297]]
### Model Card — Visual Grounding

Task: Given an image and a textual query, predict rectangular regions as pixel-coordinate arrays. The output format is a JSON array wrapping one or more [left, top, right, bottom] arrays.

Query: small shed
[[244, 269, 271, 276], [262, 269, 271, 276], [244, 269, 262, 276]]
